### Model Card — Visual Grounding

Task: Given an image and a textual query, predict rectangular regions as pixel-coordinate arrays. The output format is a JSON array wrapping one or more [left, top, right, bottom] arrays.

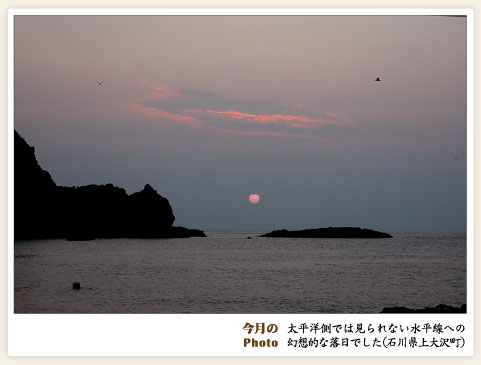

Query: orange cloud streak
[[205, 110, 341, 125], [128, 102, 200, 125]]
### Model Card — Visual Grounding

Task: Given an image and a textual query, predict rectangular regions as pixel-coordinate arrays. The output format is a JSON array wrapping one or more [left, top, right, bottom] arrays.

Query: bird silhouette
[[375, 77, 381, 81], [96, 80, 103, 85], [454, 157, 458, 160]]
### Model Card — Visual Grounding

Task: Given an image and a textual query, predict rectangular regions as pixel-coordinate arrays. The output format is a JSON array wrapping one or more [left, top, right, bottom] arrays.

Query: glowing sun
[[249, 194, 260, 204]]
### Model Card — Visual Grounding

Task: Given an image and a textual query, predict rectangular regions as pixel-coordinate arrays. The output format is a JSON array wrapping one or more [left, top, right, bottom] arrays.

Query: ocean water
[[14, 231, 466, 313]]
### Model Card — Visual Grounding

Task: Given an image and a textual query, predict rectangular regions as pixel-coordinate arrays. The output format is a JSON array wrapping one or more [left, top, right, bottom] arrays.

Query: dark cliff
[[14, 131, 205, 240]]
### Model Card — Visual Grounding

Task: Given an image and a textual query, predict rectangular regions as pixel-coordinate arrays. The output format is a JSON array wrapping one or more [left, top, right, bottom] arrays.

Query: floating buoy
[[72, 282, 81, 290]]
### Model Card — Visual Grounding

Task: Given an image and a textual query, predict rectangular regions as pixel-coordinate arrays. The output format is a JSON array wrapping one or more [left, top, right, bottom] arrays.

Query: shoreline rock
[[381, 304, 466, 313], [260, 227, 393, 238]]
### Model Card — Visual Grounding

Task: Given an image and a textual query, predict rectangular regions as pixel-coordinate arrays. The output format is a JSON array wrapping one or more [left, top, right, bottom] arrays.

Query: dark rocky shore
[[261, 227, 392, 238], [14, 130, 205, 240], [381, 304, 466, 313]]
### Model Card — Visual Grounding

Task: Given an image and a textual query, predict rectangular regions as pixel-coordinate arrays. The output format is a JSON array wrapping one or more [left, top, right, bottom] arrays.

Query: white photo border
[[7, 8, 474, 357]]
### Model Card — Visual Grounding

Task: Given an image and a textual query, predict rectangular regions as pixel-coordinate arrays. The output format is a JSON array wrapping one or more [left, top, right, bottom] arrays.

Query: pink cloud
[[204, 110, 343, 126], [135, 80, 182, 100], [153, 84, 182, 99], [127, 102, 201, 125], [126, 82, 352, 141]]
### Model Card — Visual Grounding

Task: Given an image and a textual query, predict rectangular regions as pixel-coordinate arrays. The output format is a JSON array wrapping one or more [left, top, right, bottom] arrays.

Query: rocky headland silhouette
[[260, 227, 393, 238], [14, 130, 206, 240]]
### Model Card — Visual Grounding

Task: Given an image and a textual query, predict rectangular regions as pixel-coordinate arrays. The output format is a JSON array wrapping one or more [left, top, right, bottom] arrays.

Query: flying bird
[[96, 80, 103, 85], [375, 77, 381, 81], [454, 157, 458, 160]]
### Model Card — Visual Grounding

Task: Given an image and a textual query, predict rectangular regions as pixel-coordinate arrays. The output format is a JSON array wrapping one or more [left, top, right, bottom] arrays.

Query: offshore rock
[[14, 130, 205, 240], [260, 227, 392, 238]]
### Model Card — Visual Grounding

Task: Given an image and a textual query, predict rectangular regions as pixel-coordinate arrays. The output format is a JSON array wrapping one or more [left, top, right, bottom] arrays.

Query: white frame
[[8, 8, 474, 356]]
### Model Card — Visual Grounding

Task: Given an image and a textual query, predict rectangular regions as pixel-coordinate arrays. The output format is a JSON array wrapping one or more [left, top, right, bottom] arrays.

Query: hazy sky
[[14, 15, 467, 232]]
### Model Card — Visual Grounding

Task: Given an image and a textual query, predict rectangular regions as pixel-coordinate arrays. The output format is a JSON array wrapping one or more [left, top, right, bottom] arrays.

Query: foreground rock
[[381, 304, 466, 313], [14, 131, 205, 240], [260, 227, 392, 238]]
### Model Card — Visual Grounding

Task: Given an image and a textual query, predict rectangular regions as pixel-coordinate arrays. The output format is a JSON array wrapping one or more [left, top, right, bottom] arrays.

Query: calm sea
[[14, 231, 466, 313]]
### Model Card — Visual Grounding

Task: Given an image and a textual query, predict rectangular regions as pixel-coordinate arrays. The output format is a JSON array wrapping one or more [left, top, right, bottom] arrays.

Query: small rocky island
[[14, 130, 205, 240], [260, 227, 393, 238]]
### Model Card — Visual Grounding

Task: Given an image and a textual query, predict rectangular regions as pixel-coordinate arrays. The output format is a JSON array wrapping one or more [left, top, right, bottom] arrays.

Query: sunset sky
[[14, 15, 467, 231]]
